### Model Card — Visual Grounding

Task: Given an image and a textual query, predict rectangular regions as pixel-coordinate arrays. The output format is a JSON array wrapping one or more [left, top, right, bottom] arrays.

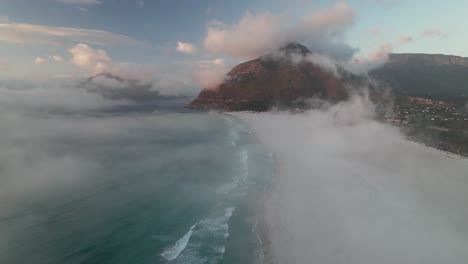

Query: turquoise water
[[0, 103, 273, 264]]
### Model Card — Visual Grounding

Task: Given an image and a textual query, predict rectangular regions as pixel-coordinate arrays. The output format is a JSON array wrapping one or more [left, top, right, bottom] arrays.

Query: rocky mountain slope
[[370, 53, 468, 101], [188, 43, 361, 111]]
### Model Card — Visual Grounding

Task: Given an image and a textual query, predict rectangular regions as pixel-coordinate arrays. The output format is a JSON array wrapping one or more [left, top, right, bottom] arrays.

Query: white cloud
[[235, 94, 468, 263], [303, 53, 339, 77], [69, 43, 111, 69], [196, 59, 225, 65], [53, 55, 64, 63], [0, 22, 142, 46], [204, 12, 284, 59], [210, 58, 224, 65], [191, 59, 230, 90], [57, 0, 102, 5], [68, 44, 131, 78], [176, 41, 198, 54], [344, 35, 413, 74], [203, 2, 357, 60], [34, 57, 46, 64]]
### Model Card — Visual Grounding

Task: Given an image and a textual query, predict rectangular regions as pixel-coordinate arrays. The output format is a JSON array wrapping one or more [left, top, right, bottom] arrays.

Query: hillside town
[[384, 96, 468, 156]]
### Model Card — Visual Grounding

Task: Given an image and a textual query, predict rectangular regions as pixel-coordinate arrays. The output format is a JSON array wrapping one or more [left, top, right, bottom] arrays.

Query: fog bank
[[235, 96, 468, 264]]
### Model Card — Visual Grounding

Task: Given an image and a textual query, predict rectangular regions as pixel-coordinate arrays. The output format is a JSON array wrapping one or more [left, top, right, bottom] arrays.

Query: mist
[[234, 94, 468, 263], [0, 83, 212, 259]]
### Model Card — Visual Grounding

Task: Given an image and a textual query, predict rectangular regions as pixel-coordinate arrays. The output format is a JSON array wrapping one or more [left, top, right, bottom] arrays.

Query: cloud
[[53, 55, 64, 63], [344, 35, 413, 74], [0, 22, 142, 46], [82, 73, 169, 101], [203, 2, 357, 60], [176, 41, 198, 54], [420, 28, 447, 39], [0, 83, 126, 114], [0, 84, 214, 256], [34, 57, 46, 64], [33, 55, 65, 65], [137, 0, 144, 7], [235, 93, 468, 263], [70, 43, 111, 68], [303, 54, 339, 77], [267, 49, 340, 77], [67, 44, 198, 96], [196, 58, 225, 65], [190, 59, 231, 89], [204, 12, 284, 59], [57, 0, 102, 5], [191, 67, 228, 90]]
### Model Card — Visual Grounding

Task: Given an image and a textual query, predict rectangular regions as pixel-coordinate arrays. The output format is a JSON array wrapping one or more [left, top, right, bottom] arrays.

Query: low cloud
[[204, 12, 284, 59], [67, 43, 199, 96], [344, 35, 413, 74], [235, 93, 468, 264], [53, 55, 64, 63], [81, 72, 193, 101], [33, 55, 65, 64], [176, 41, 198, 54], [203, 2, 357, 60], [0, 86, 213, 257], [190, 59, 231, 89], [0, 83, 126, 113], [34, 57, 46, 64], [70, 43, 111, 68]]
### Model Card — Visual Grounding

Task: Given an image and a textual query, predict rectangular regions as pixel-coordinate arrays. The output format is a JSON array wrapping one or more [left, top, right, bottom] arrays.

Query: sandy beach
[[235, 106, 468, 264]]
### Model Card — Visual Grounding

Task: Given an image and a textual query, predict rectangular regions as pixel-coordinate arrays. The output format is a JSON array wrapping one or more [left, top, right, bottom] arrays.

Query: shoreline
[[226, 112, 277, 264], [229, 110, 468, 264]]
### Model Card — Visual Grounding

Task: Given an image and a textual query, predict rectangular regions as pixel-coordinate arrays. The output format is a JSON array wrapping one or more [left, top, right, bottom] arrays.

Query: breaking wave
[[161, 224, 197, 261], [163, 207, 236, 263]]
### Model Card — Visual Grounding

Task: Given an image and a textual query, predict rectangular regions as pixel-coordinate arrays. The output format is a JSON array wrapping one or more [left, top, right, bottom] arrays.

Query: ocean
[[0, 97, 273, 264], [2, 88, 468, 264]]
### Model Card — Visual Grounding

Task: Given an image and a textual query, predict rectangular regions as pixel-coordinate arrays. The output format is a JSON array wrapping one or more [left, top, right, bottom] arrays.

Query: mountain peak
[[187, 42, 360, 111], [86, 72, 126, 83], [279, 42, 311, 56]]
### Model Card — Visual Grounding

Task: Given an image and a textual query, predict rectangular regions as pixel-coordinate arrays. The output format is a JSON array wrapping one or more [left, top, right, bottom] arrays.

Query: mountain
[[188, 43, 361, 111], [370, 53, 468, 101], [82, 72, 181, 102]]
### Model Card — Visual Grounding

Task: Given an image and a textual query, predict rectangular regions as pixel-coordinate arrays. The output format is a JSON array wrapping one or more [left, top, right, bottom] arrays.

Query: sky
[[1, 0, 467, 93]]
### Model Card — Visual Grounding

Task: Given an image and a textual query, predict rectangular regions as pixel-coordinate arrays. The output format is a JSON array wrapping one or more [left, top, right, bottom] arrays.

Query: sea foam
[[161, 224, 197, 261]]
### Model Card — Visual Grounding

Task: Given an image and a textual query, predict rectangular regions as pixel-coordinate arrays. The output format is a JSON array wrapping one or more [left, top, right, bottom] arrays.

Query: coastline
[[230, 109, 468, 263], [226, 112, 277, 264]]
